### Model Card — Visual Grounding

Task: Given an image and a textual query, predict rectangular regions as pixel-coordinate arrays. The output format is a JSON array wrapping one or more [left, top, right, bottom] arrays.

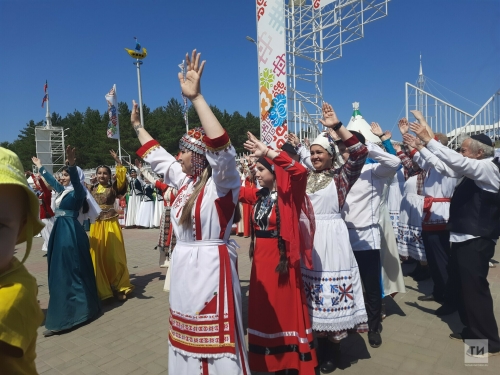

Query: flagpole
[[45, 83, 52, 129], [114, 84, 122, 161], [135, 60, 145, 127]]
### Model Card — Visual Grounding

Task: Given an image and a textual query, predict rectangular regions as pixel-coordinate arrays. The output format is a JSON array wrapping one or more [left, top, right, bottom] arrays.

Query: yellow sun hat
[[0, 147, 44, 249]]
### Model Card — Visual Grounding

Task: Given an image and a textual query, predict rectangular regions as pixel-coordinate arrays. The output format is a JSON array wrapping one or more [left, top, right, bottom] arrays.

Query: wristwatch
[[332, 121, 343, 131]]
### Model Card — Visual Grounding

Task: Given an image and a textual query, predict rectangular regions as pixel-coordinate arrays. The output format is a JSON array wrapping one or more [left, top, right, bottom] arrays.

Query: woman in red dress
[[240, 132, 317, 375]]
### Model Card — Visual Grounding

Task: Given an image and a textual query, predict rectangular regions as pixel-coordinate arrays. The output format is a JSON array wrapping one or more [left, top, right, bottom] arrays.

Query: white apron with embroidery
[[301, 178, 367, 332], [398, 175, 426, 260], [142, 138, 250, 375]]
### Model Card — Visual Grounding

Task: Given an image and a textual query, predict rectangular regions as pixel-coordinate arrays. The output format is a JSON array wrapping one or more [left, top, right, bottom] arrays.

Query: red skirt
[[248, 237, 317, 374]]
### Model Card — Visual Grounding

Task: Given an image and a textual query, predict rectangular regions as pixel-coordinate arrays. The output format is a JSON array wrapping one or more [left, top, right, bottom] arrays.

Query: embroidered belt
[[99, 204, 114, 210], [55, 209, 79, 218], [255, 230, 278, 238], [423, 197, 451, 222]]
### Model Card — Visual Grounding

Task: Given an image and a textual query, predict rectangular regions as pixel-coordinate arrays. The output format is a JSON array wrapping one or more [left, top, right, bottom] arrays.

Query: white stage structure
[[406, 57, 500, 149], [35, 86, 66, 174], [285, 0, 390, 140]]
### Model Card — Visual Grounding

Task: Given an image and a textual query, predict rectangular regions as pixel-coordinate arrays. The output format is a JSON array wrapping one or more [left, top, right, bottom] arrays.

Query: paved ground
[[18, 228, 500, 374]]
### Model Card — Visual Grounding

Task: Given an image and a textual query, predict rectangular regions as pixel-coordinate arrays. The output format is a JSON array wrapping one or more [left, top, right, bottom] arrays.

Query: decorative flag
[[44, 80, 48, 93], [256, 0, 288, 148], [105, 85, 120, 139], [41, 94, 48, 108]]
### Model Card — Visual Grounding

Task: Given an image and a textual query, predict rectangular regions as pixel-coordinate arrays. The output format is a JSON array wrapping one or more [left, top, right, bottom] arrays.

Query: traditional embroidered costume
[[397, 149, 426, 260], [29, 172, 55, 252], [87, 165, 134, 300], [136, 181, 155, 228], [39, 166, 101, 332], [413, 145, 458, 302], [153, 184, 163, 227], [125, 171, 143, 227], [301, 135, 369, 337], [137, 128, 250, 375], [239, 152, 317, 374]]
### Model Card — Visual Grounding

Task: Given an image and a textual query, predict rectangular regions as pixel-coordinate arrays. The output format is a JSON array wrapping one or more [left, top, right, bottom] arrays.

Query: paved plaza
[[20, 228, 500, 374]]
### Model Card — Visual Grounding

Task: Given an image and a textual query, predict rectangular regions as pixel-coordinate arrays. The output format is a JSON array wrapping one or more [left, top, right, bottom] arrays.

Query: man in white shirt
[[410, 117, 500, 357], [342, 139, 401, 348]]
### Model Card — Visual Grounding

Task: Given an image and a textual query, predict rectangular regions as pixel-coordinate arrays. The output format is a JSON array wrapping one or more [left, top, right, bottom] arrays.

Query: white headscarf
[[311, 132, 334, 155], [57, 167, 101, 224]]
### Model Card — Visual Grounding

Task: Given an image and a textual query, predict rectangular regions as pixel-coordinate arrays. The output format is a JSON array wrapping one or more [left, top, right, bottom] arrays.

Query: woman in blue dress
[[32, 146, 101, 336]]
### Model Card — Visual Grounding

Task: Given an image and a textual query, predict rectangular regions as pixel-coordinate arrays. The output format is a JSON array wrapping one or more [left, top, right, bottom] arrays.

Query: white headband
[[311, 133, 334, 155]]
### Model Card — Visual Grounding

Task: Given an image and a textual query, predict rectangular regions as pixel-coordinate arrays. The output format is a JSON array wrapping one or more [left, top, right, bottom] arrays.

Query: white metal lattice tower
[[286, 0, 390, 140], [405, 58, 500, 150], [35, 87, 66, 174]]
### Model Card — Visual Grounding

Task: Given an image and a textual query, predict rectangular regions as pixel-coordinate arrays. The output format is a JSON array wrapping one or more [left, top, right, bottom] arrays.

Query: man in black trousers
[[411, 112, 500, 357]]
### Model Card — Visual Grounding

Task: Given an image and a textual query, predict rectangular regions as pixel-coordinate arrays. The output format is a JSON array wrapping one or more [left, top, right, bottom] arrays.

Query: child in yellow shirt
[[0, 147, 45, 374]]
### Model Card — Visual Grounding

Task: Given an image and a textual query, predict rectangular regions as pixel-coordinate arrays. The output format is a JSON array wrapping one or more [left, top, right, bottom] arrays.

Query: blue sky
[[1, 0, 499, 142]]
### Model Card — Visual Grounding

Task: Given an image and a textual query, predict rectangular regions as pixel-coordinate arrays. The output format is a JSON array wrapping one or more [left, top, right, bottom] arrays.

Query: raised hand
[[288, 133, 299, 147], [370, 122, 384, 137], [178, 49, 206, 101], [410, 110, 425, 122], [398, 118, 409, 135], [134, 158, 143, 169], [243, 132, 268, 158], [66, 145, 76, 166], [409, 121, 432, 143], [403, 134, 419, 149], [90, 174, 97, 184], [31, 156, 42, 168], [319, 102, 340, 129], [109, 149, 121, 165], [393, 143, 402, 153], [304, 138, 310, 147], [130, 99, 144, 136]]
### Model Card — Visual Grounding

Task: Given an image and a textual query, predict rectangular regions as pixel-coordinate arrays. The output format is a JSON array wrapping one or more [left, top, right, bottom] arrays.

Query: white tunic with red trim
[[137, 132, 250, 375]]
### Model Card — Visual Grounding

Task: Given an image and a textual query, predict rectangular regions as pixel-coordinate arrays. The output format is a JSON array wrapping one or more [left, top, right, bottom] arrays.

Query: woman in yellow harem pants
[[88, 150, 134, 300]]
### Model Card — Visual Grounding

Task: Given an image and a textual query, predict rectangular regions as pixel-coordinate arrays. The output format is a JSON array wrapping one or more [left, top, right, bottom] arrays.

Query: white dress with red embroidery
[[136, 132, 250, 375]]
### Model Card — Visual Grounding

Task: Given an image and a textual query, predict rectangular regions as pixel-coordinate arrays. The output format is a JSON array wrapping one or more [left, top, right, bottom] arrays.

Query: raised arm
[[109, 149, 127, 194], [333, 135, 368, 208], [140, 168, 159, 186], [426, 138, 498, 185], [366, 142, 401, 178], [179, 49, 224, 139], [404, 130, 459, 177], [65, 146, 86, 201], [32, 156, 64, 193]]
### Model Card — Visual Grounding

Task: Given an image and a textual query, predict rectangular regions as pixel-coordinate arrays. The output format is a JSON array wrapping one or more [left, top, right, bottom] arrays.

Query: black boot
[[413, 265, 430, 281], [320, 339, 340, 374], [316, 337, 328, 363], [408, 262, 421, 278]]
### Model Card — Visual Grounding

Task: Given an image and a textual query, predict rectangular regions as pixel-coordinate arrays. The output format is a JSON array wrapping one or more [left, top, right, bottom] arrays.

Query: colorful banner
[[105, 84, 120, 139], [256, 0, 288, 149]]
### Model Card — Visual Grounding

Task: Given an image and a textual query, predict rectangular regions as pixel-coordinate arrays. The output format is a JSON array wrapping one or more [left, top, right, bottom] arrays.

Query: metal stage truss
[[35, 126, 66, 174], [286, 0, 390, 140]]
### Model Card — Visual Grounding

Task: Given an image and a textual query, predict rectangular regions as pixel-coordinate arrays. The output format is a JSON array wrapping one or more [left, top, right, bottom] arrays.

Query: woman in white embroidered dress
[[297, 103, 369, 373], [132, 50, 249, 375]]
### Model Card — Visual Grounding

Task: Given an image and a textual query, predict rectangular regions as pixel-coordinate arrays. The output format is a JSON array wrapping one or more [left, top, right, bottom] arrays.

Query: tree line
[[1, 99, 260, 171]]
